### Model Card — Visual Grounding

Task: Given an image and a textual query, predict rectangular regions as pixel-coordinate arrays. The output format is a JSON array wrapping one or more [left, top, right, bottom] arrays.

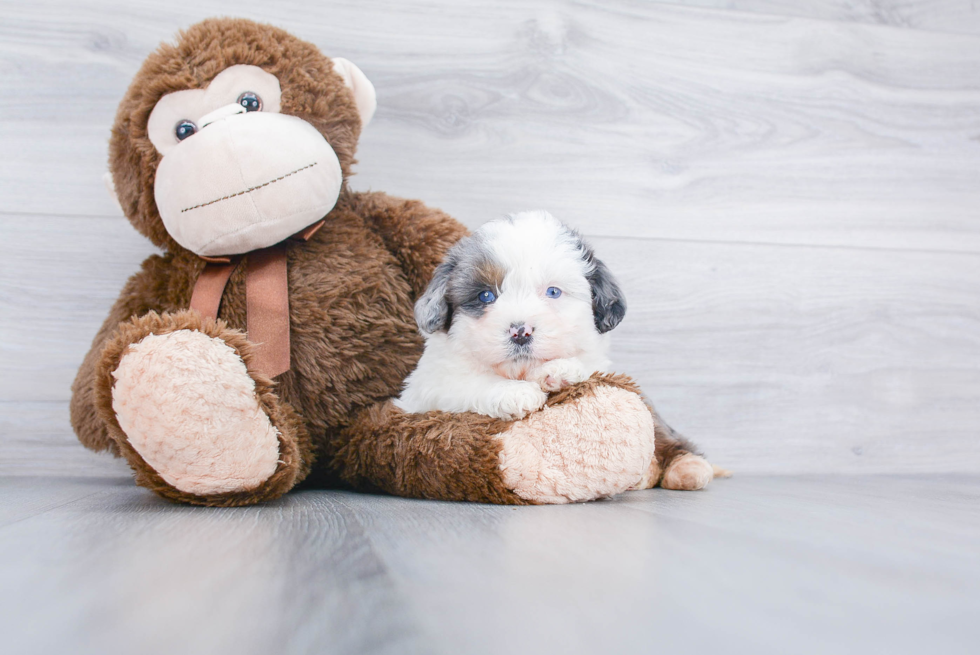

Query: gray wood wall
[[2, 0, 978, 477]]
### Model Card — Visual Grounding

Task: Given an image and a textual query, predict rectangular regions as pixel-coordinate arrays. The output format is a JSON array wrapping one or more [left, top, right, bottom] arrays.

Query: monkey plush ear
[[331, 57, 377, 128]]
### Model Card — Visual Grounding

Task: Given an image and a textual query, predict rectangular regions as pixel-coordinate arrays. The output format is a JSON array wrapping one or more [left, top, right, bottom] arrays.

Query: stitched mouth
[[180, 162, 318, 213]]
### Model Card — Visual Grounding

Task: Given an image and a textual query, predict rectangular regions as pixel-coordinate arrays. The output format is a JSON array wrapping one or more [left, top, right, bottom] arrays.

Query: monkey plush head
[[108, 18, 376, 256]]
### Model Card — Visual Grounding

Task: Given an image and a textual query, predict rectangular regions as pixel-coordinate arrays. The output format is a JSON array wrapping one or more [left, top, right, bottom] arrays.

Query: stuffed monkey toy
[[69, 18, 720, 507]]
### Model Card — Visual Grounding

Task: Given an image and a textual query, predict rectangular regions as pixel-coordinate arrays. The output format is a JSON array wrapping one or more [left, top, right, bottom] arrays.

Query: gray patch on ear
[[564, 226, 627, 334], [417, 233, 504, 333], [585, 252, 627, 334], [415, 255, 457, 334]]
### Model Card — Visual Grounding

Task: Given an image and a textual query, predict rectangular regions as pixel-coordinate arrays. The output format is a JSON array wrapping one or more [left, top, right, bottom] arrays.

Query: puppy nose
[[509, 323, 534, 346]]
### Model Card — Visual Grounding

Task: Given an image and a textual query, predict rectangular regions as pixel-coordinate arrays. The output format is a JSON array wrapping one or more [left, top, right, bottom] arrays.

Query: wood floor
[[2, 1, 979, 652], [2, 474, 978, 654]]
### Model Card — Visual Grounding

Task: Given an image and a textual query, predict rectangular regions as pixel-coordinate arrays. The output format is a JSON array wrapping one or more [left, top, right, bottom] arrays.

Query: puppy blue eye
[[546, 287, 562, 299], [478, 290, 496, 304]]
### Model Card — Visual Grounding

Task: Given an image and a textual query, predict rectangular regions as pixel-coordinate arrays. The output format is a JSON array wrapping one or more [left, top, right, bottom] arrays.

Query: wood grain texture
[[605, 237, 980, 473], [3, 214, 978, 474], [0, 479, 434, 655], [1, 475, 978, 654], [1, 0, 979, 476], [0, 402, 130, 478], [652, 0, 980, 36], [1, 1, 979, 250]]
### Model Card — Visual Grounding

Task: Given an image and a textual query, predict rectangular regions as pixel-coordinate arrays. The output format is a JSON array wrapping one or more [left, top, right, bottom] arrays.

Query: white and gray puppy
[[394, 210, 626, 420]]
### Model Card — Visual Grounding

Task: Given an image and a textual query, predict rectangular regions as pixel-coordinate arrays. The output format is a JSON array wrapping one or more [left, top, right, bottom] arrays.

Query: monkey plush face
[[109, 19, 376, 256], [146, 61, 372, 256]]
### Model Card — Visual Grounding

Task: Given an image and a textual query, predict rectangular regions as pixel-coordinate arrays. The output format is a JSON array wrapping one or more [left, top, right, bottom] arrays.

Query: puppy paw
[[530, 358, 590, 393], [661, 453, 715, 491], [490, 382, 548, 420]]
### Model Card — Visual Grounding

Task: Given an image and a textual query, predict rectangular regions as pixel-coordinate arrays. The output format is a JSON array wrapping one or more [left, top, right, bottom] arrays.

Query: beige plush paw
[[661, 453, 714, 490], [490, 381, 549, 420], [111, 329, 281, 495], [496, 385, 656, 503], [529, 358, 590, 393]]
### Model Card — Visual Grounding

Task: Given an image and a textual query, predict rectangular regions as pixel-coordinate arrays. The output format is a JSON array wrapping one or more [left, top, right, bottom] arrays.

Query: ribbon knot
[[188, 219, 324, 378]]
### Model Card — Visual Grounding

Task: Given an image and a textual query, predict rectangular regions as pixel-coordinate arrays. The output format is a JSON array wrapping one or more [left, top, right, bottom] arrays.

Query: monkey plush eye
[[478, 290, 496, 304], [174, 120, 198, 141], [237, 92, 262, 112], [546, 287, 562, 299]]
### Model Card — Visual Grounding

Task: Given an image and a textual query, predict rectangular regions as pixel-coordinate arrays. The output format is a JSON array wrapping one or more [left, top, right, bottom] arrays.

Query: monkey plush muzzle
[[154, 110, 343, 257]]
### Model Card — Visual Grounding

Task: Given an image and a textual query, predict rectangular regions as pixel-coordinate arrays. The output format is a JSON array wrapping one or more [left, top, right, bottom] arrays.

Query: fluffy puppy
[[395, 210, 626, 420]]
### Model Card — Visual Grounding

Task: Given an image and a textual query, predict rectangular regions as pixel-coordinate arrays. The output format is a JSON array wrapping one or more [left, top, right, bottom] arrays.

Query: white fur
[[396, 211, 614, 420]]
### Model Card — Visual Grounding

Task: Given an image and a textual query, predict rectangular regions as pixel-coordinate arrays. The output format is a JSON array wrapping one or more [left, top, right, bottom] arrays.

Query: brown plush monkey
[[70, 18, 720, 507]]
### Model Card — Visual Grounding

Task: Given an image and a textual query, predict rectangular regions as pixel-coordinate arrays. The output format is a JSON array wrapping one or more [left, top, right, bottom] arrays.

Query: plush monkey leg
[[334, 374, 705, 505], [94, 310, 310, 506]]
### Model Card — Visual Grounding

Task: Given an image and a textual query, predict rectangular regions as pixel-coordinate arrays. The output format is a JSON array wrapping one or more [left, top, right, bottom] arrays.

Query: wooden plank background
[[1, 0, 979, 476]]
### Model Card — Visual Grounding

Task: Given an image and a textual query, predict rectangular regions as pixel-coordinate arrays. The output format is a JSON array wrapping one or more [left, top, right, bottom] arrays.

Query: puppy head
[[415, 211, 626, 377]]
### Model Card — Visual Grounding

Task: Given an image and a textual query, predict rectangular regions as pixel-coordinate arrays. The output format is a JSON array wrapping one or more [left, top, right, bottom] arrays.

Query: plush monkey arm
[[330, 374, 724, 504], [70, 254, 175, 455], [330, 400, 529, 504], [350, 191, 470, 300], [328, 374, 721, 504]]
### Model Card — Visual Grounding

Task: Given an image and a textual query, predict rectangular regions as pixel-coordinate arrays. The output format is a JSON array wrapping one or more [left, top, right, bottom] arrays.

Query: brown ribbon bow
[[188, 220, 324, 378]]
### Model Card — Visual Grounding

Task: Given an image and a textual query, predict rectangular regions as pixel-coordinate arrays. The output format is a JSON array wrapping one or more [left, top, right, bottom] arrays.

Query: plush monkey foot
[[112, 329, 280, 494], [96, 311, 309, 506]]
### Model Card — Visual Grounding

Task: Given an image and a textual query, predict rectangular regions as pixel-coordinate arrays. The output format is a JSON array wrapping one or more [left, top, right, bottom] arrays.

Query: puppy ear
[[588, 257, 627, 333], [331, 57, 377, 128], [415, 258, 455, 334]]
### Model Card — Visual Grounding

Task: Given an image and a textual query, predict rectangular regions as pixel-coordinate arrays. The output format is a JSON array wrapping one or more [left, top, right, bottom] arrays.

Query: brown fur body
[[69, 18, 703, 506], [71, 189, 472, 504]]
